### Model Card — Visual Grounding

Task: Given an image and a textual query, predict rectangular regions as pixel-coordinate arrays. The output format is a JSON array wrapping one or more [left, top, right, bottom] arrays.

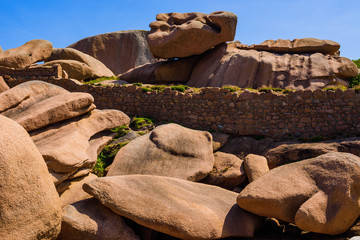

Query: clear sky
[[0, 0, 359, 60]]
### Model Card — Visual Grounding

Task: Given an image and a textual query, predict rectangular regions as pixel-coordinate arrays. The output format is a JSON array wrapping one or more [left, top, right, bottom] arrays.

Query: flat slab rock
[[107, 123, 215, 181], [237, 152, 360, 235], [83, 175, 262, 239]]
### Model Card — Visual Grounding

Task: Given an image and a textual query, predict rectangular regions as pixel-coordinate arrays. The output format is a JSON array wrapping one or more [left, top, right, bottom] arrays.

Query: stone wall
[[0, 65, 62, 81], [5, 77, 360, 139]]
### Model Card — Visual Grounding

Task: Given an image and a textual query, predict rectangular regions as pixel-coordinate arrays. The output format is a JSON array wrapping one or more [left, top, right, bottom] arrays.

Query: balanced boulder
[[237, 152, 360, 235], [67, 30, 156, 75], [83, 175, 262, 239], [107, 123, 215, 181], [187, 42, 359, 90], [243, 154, 269, 182], [0, 115, 61, 240], [147, 11, 237, 58], [42, 48, 114, 80], [0, 39, 53, 69]]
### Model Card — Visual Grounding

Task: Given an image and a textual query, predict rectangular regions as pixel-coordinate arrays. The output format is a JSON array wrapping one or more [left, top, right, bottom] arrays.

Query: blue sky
[[0, 0, 359, 60]]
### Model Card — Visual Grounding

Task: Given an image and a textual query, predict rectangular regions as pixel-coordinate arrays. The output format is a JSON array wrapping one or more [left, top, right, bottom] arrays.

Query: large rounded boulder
[[237, 152, 360, 235], [107, 123, 215, 181], [0, 115, 62, 240]]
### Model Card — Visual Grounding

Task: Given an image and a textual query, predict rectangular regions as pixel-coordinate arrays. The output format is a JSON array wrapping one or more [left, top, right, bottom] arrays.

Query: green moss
[[150, 85, 167, 91], [323, 85, 347, 91], [142, 87, 152, 92], [222, 85, 240, 92], [110, 125, 130, 139], [170, 85, 189, 92], [92, 142, 129, 177], [130, 117, 154, 131], [258, 87, 284, 93], [84, 76, 118, 85], [133, 83, 143, 86]]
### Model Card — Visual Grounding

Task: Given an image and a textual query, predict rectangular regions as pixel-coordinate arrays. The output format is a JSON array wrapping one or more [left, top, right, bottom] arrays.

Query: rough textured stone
[[42, 48, 114, 80], [0, 115, 61, 240], [0, 76, 10, 93], [265, 141, 338, 169], [0, 80, 68, 114], [237, 152, 360, 235], [244, 154, 269, 182], [147, 11, 237, 58], [83, 175, 263, 239], [107, 123, 215, 181], [236, 38, 340, 55], [9, 92, 95, 131], [200, 151, 246, 189], [59, 173, 98, 208], [31, 109, 130, 173], [118, 56, 200, 84], [0, 39, 53, 69], [212, 132, 230, 151], [187, 42, 359, 90], [67, 30, 156, 75], [58, 198, 139, 240], [0, 45, 3, 53]]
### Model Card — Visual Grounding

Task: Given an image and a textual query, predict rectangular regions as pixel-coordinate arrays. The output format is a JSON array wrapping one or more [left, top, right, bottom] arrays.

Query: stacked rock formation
[[0, 81, 130, 189], [0, 40, 115, 81], [119, 11, 358, 90]]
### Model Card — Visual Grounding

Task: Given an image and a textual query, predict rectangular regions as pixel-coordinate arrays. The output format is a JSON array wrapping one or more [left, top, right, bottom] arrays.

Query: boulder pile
[[119, 11, 358, 90]]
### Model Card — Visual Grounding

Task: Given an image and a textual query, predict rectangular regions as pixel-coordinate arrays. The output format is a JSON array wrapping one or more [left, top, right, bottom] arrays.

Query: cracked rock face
[[107, 123, 215, 181], [147, 11, 237, 58]]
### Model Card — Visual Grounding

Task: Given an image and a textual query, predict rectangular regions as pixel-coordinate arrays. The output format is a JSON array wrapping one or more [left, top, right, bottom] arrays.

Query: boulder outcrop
[[107, 123, 215, 181], [237, 152, 360, 235], [187, 42, 359, 90], [147, 11, 237, 58], [67, 30, 156, 75], [42, 48, 114, 80], [0, 39, 53, 69], [0, 115, 61, 240], [83, 175, 263, 239]]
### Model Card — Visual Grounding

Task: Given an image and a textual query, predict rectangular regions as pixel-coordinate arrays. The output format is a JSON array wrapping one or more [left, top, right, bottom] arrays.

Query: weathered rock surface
[[212, 132, 230, 151], [43, 48, 114, 80], [0, 39, 53, 69], [244, 154, 269, 182], [264, 137, 360, 169], [9, 92, 95, 131], [187, 42, 359, 90], [118, 56, 200, 84], [0, 76, 9, 93], [200, 151, 246, 189], [59, 173, 98, 208], [31, 109, 130, 173], [83, 175, 263, 239], [236, 38, 340, 55], [0, 115, 61, 240], [107, 123, 215, 181], [237, 152, 360, 235], [68, 30, 156, 75], [0, 80, 68, 114], [147, 11, 237, 58], [59, 198, 139, 240], [0, 45, 3, 53]]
